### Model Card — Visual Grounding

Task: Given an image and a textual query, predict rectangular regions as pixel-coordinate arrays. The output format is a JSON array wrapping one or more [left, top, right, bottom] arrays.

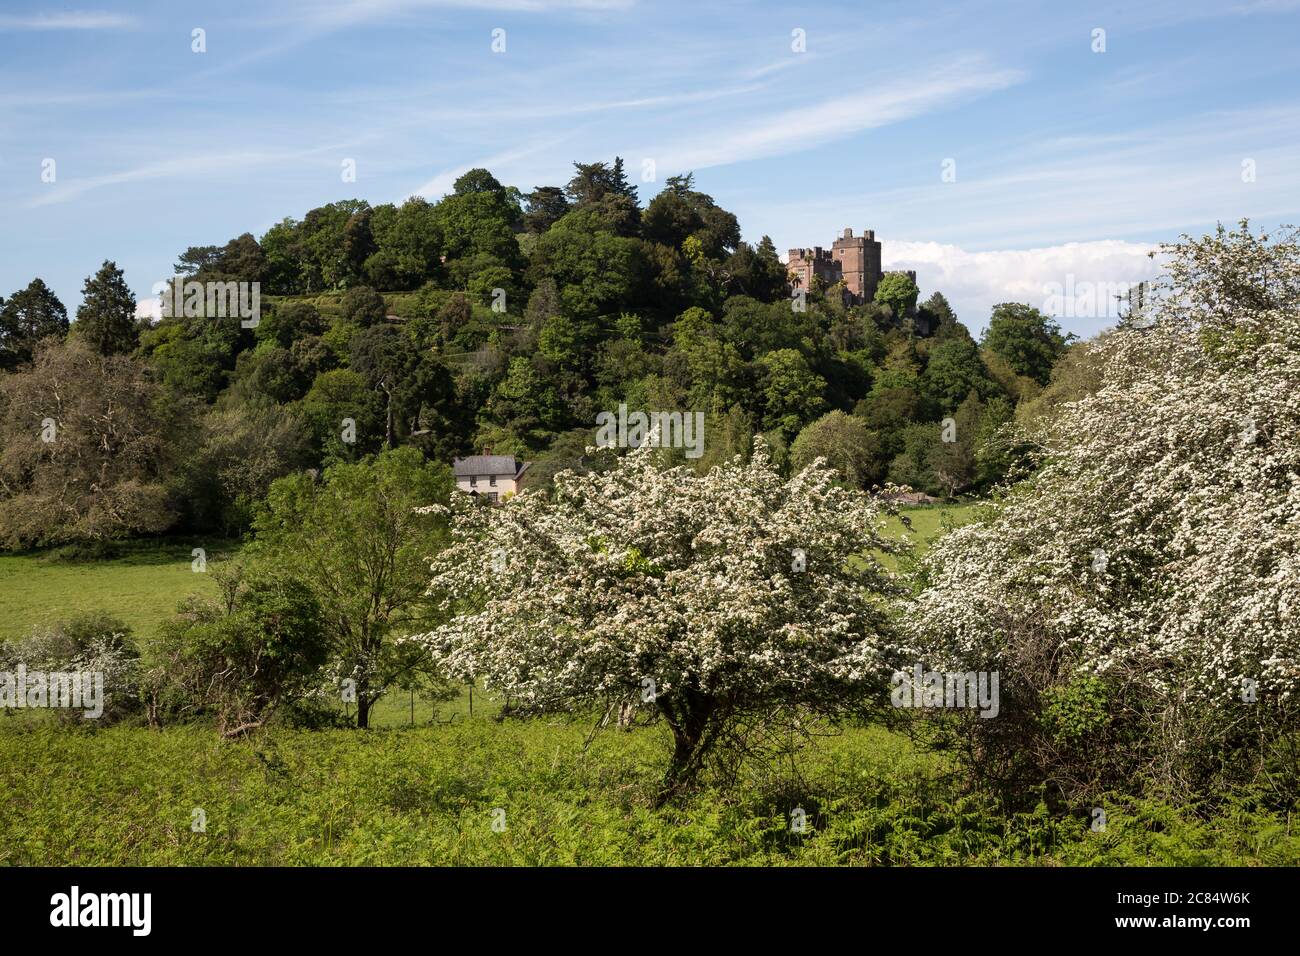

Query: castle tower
[[831, 227, 883, 303]]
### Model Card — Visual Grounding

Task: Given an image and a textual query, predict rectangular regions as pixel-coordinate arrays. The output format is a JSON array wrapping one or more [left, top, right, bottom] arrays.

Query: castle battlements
[[787, 227, 913, 306]]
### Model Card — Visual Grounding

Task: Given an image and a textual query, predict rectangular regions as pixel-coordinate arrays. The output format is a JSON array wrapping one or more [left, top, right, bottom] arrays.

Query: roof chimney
[[843, 227, 853, 239]]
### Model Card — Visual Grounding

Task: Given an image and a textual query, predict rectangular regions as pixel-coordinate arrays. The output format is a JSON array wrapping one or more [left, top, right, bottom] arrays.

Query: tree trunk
[[356, 694, 371, 729], [655, 697, 716, 806]]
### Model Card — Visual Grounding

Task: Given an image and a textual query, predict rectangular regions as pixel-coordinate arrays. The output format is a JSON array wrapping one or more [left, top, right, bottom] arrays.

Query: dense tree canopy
[[981, 302, 1071, 384], [0, 157, 1078, 547]]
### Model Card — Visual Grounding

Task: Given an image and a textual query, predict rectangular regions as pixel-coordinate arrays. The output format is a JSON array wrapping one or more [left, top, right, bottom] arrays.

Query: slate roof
[[453, 455, 528, 478]]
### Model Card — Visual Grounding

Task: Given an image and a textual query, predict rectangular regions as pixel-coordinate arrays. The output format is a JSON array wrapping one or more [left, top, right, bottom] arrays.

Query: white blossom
[[411, 437, 906, 793], [911, 223, 1300, 711]]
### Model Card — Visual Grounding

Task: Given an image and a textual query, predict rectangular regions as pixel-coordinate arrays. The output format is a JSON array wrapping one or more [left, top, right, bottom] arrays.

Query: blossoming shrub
[[909, 223, 1300, 805], [0, 612, 141, 724], [415, 439, 906, 800]]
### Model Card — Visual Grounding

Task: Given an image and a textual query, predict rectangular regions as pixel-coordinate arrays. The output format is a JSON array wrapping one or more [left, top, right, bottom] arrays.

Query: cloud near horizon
[[881, 238, 1163, 337]]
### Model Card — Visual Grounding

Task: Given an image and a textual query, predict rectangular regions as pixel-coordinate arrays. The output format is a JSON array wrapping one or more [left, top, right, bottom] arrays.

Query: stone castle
[[786, 227, 916, 307]]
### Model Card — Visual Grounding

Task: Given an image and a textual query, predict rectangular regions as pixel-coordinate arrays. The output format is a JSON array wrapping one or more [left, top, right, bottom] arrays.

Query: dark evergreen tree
[[0, 278, 69, 369], [75, 261, 139, 356]]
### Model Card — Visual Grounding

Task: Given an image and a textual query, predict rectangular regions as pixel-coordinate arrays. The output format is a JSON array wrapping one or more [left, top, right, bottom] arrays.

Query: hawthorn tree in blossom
[[909, 222, 1300, 799], [414, 439, 905, 801]]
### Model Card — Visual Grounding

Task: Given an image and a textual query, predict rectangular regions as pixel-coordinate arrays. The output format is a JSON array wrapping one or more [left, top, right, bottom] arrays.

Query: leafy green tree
[[74, 260, 139, 356], [529, 209, 645, 320], [720, 296, 806, 360], [593, 338, 658, 408], [641, 187, 702, 250], [981, 302, 1071, 384], [185, 400, 311, 534], [153, 567, 328, 736], [216, 233, 267, 282], [886, 422, 939, 494], [247, 447, 455, 728], [926, 391, 983, 496], [873, 272, 920, 325], [523, 185, 570, 234], [350, 324, 445, 446], [756, 348, 828, 441], [295, 200, 372, 291], [724, 236, 788, 302], [341, 208, 378, 286], [524, 278, 562, 330], [256, 300, 325, 349], [227, 346, 311, 405], [259, 218, 307, 294], [341, 286, 387, 327], [174, 244, 223, 277], [137, 320, 229, 400], [791, 410, 884, 488], [0, 278, 68, 369], [856, 385, 925, 461], [974, 394, 1016, 488], [564, 158, 640, 236], [365, 198, 446, 290], [174, 233, 264, 283], [566, 158, 638, 208], [921, 336, 998, 411], [433, 170, 525, 281], [537, 313, 584, 369], [480, 357, 567, 448], [665, 307, 746, 413], [301, 368, 385, 460], [918, 291, 958, 337]]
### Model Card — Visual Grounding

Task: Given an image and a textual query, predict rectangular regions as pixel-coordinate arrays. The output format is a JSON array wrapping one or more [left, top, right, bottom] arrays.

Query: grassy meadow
[[2, 717, 1295, 866], [2, 501, 1295, 866], [0, 539, 235, 642]]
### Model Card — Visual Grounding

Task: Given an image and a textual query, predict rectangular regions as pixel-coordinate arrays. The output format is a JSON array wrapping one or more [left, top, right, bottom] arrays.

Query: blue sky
[[2, 0, 1299, 335]]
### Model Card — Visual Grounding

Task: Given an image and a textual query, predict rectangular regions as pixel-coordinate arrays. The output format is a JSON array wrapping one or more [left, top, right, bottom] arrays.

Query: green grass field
[[0, 539, 238, 643], [1, 718, 1293, 866], [1, 502, 1295, 866], [880, 501, 980, 550]]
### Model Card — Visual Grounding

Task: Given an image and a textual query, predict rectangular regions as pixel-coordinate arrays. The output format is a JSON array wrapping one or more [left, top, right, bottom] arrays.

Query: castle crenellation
[[787, 227, 915, 307]]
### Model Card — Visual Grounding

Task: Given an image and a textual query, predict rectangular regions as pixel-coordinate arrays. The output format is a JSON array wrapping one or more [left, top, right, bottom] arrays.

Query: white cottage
[[452, 455, 530, 502]]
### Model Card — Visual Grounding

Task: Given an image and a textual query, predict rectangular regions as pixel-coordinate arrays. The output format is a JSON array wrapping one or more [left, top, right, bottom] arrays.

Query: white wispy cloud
[[880, 238, 1163, 336], [409, 137, 571, 200], [267, 0, 633, 30], [26, 145, 352, 207], [646, 58, 1024, 173], [0, 11, 135, 30]]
